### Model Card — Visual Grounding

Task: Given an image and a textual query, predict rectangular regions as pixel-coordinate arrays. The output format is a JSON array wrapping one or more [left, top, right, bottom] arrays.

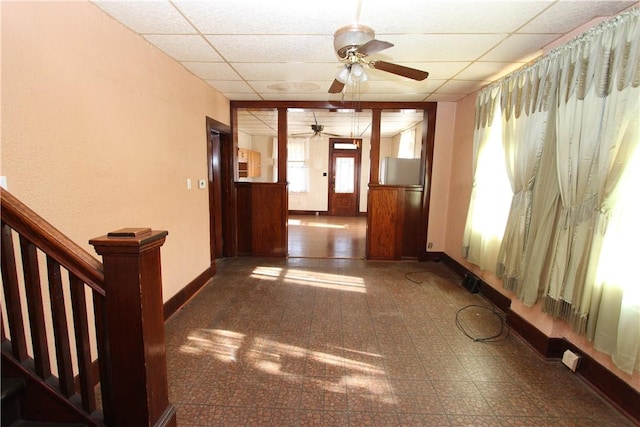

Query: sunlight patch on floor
[[180, 329, 245, 363], [284, 269, 366, 293], [288, 219, 347, 229], [251, 266, 366, 293]]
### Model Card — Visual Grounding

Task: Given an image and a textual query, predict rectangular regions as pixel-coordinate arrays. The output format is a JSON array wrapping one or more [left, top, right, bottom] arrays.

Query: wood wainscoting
[[236, 182, 288, 257], [366, 184, 423, 260]]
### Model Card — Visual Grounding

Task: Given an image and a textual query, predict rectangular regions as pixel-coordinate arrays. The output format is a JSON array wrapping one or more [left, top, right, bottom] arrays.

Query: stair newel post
[[89, 228, 177, 427]]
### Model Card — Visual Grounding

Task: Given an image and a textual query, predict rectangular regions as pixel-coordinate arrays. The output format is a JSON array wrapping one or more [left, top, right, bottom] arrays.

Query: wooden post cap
[[89, 229, 168, 255]]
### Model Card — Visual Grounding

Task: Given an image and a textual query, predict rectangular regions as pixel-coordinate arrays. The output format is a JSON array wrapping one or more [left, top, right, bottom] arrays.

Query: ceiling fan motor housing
[[334, 24, 375, 59]]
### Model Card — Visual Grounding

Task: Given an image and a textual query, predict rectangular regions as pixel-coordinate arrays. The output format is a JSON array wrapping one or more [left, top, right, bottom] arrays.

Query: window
[[398, 128, 416, 158], [287, 138, 309, 193]]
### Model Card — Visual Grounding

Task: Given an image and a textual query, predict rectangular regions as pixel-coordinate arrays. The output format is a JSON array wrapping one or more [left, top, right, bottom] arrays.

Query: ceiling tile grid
[[91, 0, 637, 134], [92, 0, 636, 102]]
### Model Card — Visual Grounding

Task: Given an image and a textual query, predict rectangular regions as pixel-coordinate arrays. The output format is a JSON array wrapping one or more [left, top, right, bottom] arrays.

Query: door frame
[[206, 116, 234, 262], [328, 138, 362, 216]]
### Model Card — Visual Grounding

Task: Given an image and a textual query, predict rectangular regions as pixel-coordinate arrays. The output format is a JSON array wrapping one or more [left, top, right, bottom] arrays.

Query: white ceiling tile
[[373, 34, 507, 62], [520, 1, 636, 34], [438, 80, 491, 94], [456, 61, 526, 81], [144, 35, 223, 61], [232, 63, 345, 81], [360, 0, 553, 33], [248, 81, 327, 94], [426, 93, 467, 102], [226, 93, 265, 101], [174, 0, 360, 34], [88, 0, 636, 134], [481, 34, 558, 62], [261, 93, 343, 101], [206, 35, 336, 62], [92, 1, 196, 34], [206, 81, 255, 93], [181, 62, 241, 80], [400, 62, 469, 80]]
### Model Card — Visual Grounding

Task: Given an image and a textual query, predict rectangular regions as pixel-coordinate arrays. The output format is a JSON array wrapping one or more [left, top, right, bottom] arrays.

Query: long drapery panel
[[496, 58, 558, 298], [543, 9, 640, 338], [581, 10, 640, 374], [462, 86, 512, 272]]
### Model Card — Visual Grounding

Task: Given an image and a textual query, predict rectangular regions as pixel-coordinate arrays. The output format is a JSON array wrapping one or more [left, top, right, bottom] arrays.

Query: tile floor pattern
[[165, 257, 632, 426]]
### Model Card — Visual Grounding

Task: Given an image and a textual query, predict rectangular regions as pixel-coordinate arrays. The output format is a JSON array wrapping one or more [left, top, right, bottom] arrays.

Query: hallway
[[287, 215, 366, 259], [164, 257, 630, 426]]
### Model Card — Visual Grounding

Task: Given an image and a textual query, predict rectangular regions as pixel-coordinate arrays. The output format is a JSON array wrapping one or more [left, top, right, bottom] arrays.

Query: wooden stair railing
[[1, 188, 177, 427]]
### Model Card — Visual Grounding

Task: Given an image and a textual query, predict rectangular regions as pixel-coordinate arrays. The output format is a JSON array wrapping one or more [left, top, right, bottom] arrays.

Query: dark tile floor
[[164, 257, 632, 426]]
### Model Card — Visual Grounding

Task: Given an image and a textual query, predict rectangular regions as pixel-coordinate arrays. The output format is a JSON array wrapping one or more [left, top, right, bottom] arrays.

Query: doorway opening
[[288, 137, 365, 259], [328, 138, 361, 216]]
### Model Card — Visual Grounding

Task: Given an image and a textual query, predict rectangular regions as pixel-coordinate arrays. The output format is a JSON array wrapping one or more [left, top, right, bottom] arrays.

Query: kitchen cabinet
[[238, 148, 261, 178]]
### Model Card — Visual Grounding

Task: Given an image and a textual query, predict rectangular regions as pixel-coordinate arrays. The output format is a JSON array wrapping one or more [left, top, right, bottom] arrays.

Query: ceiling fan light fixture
[[351, 63, 364, 77], [336, 66, 350, 84], [334, 24, 375, 59]]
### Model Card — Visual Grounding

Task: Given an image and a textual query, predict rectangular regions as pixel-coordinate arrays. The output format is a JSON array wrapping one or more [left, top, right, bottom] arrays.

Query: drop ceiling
[[92, 0, 636, 137]]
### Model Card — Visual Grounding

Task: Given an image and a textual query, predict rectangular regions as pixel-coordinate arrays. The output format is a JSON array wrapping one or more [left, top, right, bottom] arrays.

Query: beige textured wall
[[1, 1, 230, 301]]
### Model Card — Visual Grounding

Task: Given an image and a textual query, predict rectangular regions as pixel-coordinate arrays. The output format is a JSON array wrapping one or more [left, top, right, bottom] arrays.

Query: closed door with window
[[328, 139, 361, 216]]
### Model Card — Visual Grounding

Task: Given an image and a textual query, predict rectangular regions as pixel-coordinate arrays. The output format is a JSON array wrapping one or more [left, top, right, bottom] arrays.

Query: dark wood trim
[[439, 252, 471, 278], [206, 117, 229, 262], [369, 109, 382, 185], [163, 265, 215, 321], [506, 311, 564, 356], [277, 108, 288, 184], [90, 230, 176, 427], [423, 251, 443, 262], [0, 188, 104, 294], [2, 350, 102, 426], [231, 100, 438, 110], [417, 105, 437, 261], [559, 340, 640, 423], [437, 252, 639, 426]]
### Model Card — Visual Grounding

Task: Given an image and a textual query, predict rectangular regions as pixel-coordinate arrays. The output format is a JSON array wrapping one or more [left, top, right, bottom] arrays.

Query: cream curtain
[[496, 59, 558, 297], [543, 9, 640, 337], [462, 86, 512, 271], [581, 11, 640, 374], [465, 8, 640, 374]]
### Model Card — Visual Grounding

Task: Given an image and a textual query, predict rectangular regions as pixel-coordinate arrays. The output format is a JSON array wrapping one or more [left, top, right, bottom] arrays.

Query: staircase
[[1, 378, 86, 427], [0, 188, 177, 426]]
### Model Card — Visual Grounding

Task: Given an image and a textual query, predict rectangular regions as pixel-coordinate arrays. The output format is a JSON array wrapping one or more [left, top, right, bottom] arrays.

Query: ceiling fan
[[292, 112, 342, 137], [329, 24, 429, 94]]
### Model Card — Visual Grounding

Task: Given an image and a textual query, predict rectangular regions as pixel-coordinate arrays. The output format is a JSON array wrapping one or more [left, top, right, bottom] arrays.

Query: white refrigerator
[[380, 157, 421, 185]]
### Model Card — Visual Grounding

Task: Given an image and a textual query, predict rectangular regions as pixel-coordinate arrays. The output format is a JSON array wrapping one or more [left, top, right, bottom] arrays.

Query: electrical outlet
[[198, 179, 206, 189], [562, 350, 580, 372], [427, 242, 433, 248]]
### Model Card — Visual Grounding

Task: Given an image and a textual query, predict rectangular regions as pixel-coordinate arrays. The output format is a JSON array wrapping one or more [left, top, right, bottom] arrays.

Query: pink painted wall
[[426, 102, 456, 252], [1, 1, 230, 301]]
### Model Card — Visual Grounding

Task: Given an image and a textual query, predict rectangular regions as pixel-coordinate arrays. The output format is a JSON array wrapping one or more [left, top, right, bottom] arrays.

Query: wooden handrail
[[0, 188, 105, 296], [1, 188, 176, 426]]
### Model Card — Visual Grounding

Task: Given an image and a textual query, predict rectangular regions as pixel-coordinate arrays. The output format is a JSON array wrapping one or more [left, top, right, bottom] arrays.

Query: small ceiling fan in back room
[[291, 112, 342, 137], [329, 24, 429, 94]]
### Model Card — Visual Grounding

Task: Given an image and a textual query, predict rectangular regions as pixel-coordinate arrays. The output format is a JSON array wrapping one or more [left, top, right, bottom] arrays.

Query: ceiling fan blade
[[370, 60, 429, 81], [328, 79, 345, 93], [356, 39, 393, 56]]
